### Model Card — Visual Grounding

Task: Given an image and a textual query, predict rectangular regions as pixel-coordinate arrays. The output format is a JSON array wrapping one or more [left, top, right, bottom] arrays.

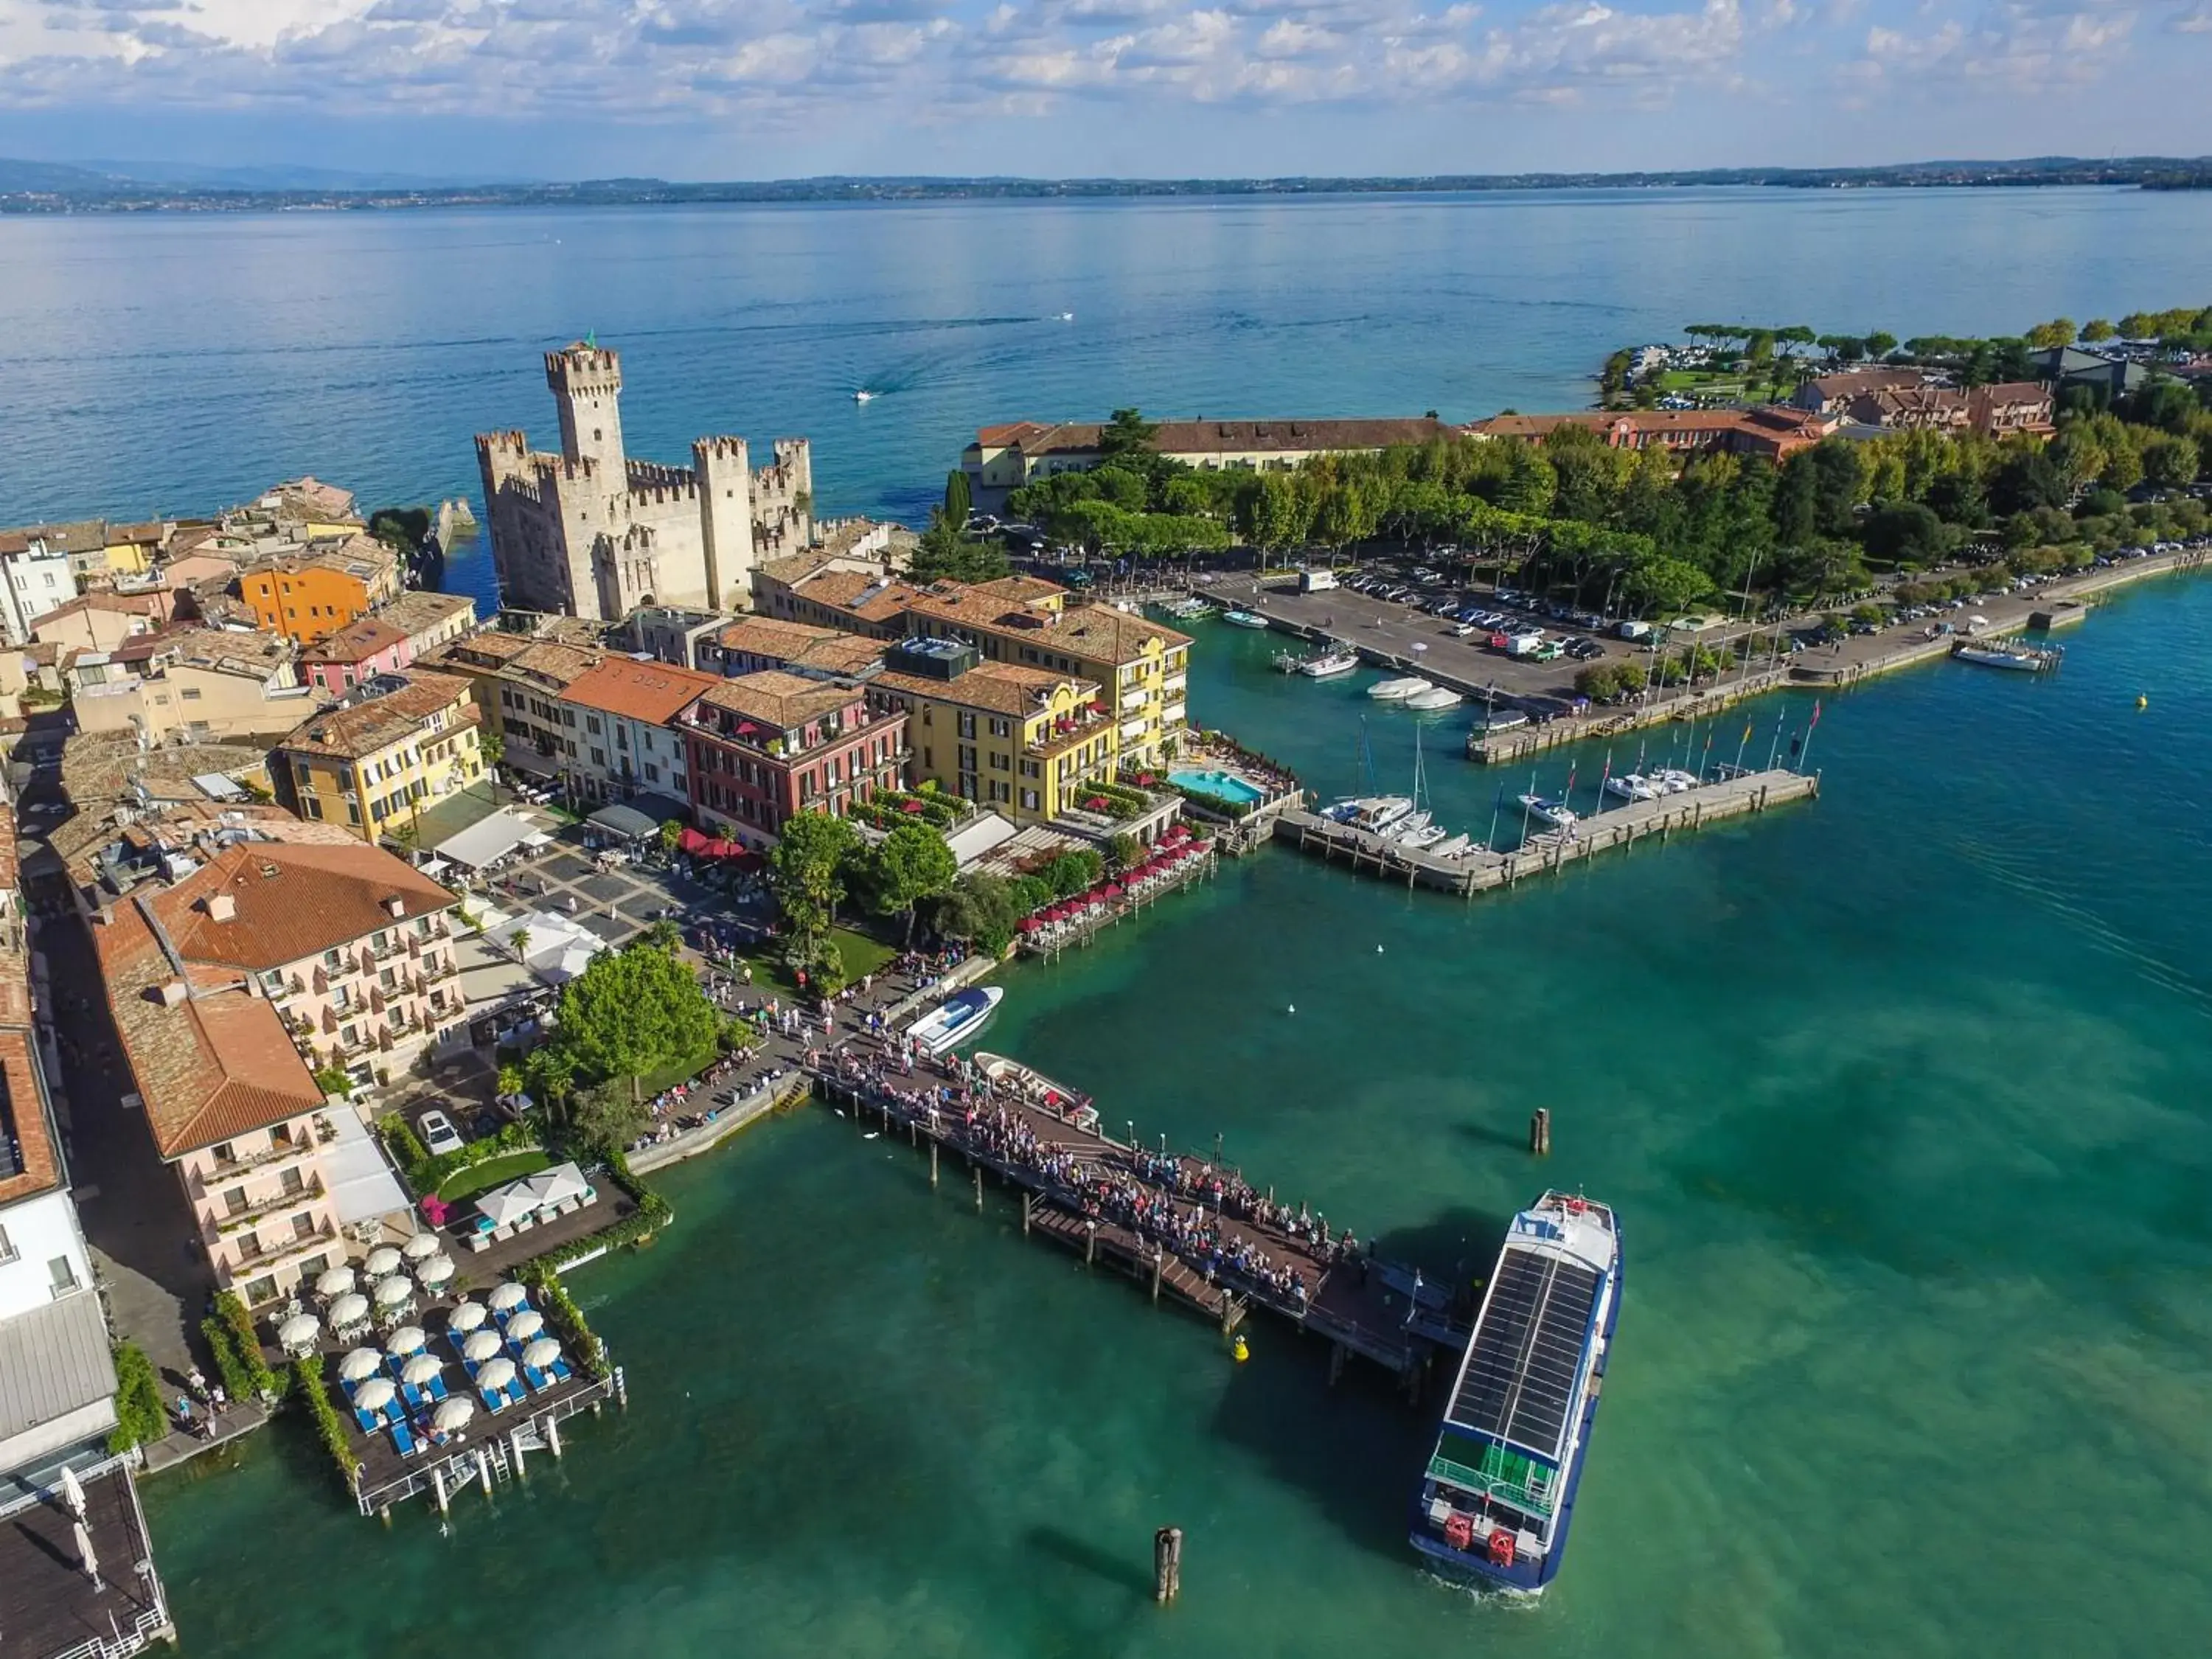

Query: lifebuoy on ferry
[[1565, 1196, 1587, 1215], [1444, 1513, 1475, 1552], [1488, 1529, 1517, 1568]]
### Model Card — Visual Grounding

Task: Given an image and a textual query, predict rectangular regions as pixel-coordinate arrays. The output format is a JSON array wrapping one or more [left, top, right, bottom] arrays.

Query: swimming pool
[[1167, 766, 1267, 807]]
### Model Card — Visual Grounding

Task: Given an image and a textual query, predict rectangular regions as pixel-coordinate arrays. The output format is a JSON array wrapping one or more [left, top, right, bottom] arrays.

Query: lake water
[[7, 189, 2211, 1658]]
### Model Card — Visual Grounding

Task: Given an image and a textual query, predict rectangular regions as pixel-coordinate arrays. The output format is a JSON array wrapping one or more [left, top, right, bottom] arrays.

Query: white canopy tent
[[434, 808, 543, 872], [475, 1161, 590, 1229]]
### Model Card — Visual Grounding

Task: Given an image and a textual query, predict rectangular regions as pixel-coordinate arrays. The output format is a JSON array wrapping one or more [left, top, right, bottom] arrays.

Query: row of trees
[[768, 814, 961, 989]]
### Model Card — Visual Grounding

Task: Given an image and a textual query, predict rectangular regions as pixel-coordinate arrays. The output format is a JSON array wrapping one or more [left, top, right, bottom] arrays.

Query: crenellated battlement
[[546, 344, 622, 396]]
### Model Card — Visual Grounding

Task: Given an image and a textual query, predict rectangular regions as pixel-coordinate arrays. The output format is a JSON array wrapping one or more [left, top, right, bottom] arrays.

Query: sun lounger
[[425, 1373, 450, 1402], [401, 1382, 429, 1411], [548, 1357, 573, 1383], [480, 1383, 509, 1413], [467, 1234, 491, 1253], [353, 1406, 381, 1434], [521, 1363, 552, 1392], [390, 1418, 419, 1457]]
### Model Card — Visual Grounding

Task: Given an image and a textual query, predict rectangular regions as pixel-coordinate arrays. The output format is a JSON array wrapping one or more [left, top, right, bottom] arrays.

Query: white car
[[417, 1110, 464, 1158]]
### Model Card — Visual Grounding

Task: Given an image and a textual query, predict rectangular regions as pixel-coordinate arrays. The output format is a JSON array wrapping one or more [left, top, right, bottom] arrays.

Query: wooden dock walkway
[[1281, 768, 1818, 897], [812, 1066, 1470, 1388]]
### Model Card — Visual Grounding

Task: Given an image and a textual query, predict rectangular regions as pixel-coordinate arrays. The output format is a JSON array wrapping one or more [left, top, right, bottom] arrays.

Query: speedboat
[[852, 389, 875, 403], [907, 986, 1004, 1057], [973, 1051, 1099, 1130], [1399, 822, 1450, 850], [1518, 794, 1579, 830], [1379, 810, 1433, 842], [1406, 685, 1463, 711], [1604, 773, 1660, 801], [1324, 795, 1413, 831], [1652, 768, 1698, 793], [1222, 610, 1270, 629], [1369, 676, 1427, 700], [1430, 833, 1474, 858], [1301, 648, 1361, 678]]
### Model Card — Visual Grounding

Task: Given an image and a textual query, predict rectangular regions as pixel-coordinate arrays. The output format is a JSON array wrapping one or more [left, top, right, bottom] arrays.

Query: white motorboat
[[1222, 610, 1270, 629], [906, 986, 1004, 1057], [1406, 685, 1463, 711], [1604, 773, 1660, 801], [1518, 793, 1579, 830], [1399, 822, 1450, 850], [1369, 676, 1427, 700], [973, 1051, 1099, 1130], [1325, 794, 1413, 831], [1652, 768, 1699, 793], [1429, 833, 1474, 858], [1953, 641, 2060, 672], [1379, 810, 1433, 842], [852, 389, 875, 403], [1301, 648, 1361, 678]]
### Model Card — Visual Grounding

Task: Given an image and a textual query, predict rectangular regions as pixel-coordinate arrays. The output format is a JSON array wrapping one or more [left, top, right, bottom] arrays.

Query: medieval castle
[[476, 343, 815, 621]]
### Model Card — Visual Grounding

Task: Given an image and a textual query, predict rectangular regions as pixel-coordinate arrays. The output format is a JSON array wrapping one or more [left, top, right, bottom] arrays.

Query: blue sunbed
[[353, 1405, 380, 1434], [389, 1418, 419, 1457], [549, 1357, 573, 1383], [521, 1363, 552, 1393], [425, 1373, 450, 1402]]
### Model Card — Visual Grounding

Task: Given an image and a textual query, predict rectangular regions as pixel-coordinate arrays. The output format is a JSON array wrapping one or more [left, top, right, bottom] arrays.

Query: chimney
[[206, 893, 237, 922], [94, 903, 115, 926], [157, 980, 188, 1007], [385, 897, 406, 919]]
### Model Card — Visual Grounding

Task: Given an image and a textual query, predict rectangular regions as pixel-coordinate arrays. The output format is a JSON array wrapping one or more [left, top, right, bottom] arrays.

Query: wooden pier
[[812, 1069, 1470, 1390], [1282, 768, 1818, 897]]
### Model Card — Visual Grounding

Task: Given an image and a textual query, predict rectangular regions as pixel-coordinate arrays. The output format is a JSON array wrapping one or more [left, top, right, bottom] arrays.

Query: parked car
[[418, 1110, 465, 1157]]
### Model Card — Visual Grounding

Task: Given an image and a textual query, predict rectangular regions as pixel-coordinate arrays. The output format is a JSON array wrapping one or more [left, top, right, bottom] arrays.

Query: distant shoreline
[[5, 157, 2211, 215]]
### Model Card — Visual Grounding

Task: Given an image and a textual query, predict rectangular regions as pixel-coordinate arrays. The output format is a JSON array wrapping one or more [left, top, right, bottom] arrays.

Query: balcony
[[226, 1217, 339, 1279], [1164, 701, 1189, 727], [204, 1175, 327, 1242], [199, 1130, 321, 1187], [1164, 672, 1188, 696]]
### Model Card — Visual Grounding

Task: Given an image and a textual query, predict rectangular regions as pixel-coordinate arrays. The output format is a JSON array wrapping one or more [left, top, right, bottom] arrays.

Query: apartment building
[[274, 671, 483, 841], [554, 657, 720, 804], [870, 639, 1114, 823], [0, 531, 80, 646], [237, 538, 402, 644], [698, 615, 887, 682], [91, 841, 462, 1305], [70, 627, 313, 743], [420, 633, 606, 781], [684, 672, 908, 844], [298, 616, 411, 696]]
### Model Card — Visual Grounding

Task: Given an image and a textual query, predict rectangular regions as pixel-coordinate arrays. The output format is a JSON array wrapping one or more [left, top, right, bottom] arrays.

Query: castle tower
[[693, 437, 756, 612], [546, 344, 626, 479]]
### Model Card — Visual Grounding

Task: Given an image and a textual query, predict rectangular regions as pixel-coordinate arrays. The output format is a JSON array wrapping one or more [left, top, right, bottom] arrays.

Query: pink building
[[299, 614, 412, 695]]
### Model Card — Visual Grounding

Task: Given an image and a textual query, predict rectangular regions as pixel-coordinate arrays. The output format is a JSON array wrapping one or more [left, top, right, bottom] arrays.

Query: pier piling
[[1154, 1526, 1184, 1604], [1022, 1192, 1032, 1236], [1530, 1107, 1551, 1157], [974, 1165, 984, 1211], [930, 1141, 939, 1189]]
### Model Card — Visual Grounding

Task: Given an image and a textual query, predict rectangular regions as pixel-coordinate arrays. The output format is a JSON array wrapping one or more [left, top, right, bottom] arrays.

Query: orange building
[[237, 537, 401, 644]]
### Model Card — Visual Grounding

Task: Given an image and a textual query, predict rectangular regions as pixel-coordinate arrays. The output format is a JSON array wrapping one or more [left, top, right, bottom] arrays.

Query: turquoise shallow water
[[145, 573, 2212, 1658]]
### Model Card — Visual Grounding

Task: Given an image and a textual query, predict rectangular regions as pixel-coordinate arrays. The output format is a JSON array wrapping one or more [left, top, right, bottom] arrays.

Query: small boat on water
[[1429, 833, 1475, 859], [1324, 795, 1413, 831], [1369, 676, 1427, 701], [1410, 1191, 1621, 1593], [1604, 773, 1660, 802], [1652, 768, 1698, 793], [1222, 610, 1270, 630], [1158, 596, 1215, 620], [1953, 639, 2062, 672], [852, 389, 875, 403], [1399, 822, 1450, 850], [1301, 647, 1361, 678], [1406, 685, 1463, 711], [1379, 810, 1433, 843], [906, 986, 1004, 1057], [973, 1051, 1099, 1131], [1518, 794, 1579, 830]]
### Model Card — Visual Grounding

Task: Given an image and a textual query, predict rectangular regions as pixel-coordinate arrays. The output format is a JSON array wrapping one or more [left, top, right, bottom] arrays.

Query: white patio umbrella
[[504, 1309, 545, 1342], [352, 1376, 396, 1411], [400, 1354, 442, 1387], [521, 1337, 561, 1371], [372, 1276, 413, 1308], [401, 1232, 443, 1262], [385, 1325, 427, 1357], [431, 1396, 475, 1433], [462, 1329, 504, 1363], [364, 1246, 403, 1278], [276, 1313, 320, 1350], [314, 1266, 356, 1301], [446, 1301, 487, 1334], [476, 1357, 518, 1391], [487, 1281, 529, 1312], [328, 1293, 370, 1329], [338, 1347, 383, 1383], [416, 1255, 455, 1289]]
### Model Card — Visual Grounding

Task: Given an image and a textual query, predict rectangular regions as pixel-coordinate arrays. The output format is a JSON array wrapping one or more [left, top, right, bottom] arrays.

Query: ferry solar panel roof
[[1446, 1245, 1600, 1461]]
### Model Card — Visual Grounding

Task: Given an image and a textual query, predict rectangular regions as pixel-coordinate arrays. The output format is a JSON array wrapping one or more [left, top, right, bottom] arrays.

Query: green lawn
[[437, 1149, 552, 1204], [633, 1041, 723, 1099], [740, 925, 898, 991]]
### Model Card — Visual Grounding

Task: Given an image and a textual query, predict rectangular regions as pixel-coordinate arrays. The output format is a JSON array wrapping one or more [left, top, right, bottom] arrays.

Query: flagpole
[[1486, 780, 1505, 852], [1795, 698, 1825, 774], [1520, 768, 1536, 844], [1733, 717, 1753, 777], [1764, 706, 1787, 771], [1700, 727, 1714, 785], [1598, 747, 1613, 813]]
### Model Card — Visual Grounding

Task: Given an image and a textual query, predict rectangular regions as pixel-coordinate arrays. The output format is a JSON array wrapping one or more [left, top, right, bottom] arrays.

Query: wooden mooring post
[[1154, 1526, 1184, 1604], [1529, 1107, 1551, 1157], [930, 1141, 939, 1189], [973, 1164, 984, 1211]]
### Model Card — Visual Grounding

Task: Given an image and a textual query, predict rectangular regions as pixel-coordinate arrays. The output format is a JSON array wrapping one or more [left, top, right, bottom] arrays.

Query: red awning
[[901, 799, 926, 813], [1018, 917, 1043, 933], [678, 827, 716, 855]]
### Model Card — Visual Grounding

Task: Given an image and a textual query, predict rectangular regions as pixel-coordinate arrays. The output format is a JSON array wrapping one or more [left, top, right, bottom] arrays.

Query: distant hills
[[4, 155, 2211, 212]]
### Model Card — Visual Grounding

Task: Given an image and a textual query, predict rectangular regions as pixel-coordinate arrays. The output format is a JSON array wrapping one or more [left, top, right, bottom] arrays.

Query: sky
[[0, 0, 2208, 180]]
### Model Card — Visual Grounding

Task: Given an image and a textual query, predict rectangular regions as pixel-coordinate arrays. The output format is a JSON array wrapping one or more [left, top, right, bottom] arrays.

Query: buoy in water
[[2138, 694, 2149, 709], [1287, 1004, 1295, 1015], [1232, 1335, 1250, 1363]]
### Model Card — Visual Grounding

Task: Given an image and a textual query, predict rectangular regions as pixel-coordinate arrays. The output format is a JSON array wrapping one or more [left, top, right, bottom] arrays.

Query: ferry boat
[[1300, 647, 1362, 678], [906, 986, 1004, 1057], [1222, 610, 1270, 630], [1952, 639, 2062, 673], [972, 1051, 1099, 1131], [1410, 1192, 1621, 1593], [1517, 793, 1579, 830]]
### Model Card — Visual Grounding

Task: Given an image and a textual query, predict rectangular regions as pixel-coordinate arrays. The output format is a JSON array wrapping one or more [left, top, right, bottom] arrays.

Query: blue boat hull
[[1408, 1247, 1622, 1594]]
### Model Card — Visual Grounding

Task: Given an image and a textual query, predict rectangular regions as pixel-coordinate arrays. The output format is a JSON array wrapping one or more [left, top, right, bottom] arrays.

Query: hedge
[[291, 1357, 359, 1496], [200, 1315, 257, 1405], [530, 1154, 675, 1273], [108, 1343, 170, 1453], [520, 1264, 609, 1379]]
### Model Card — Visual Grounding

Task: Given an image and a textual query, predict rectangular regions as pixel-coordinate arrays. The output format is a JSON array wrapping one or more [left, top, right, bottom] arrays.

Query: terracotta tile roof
[[874, 661, 1098, 719], [239, 535, 396, 587], [757, 549, 845, 586], [963, 575, 1067, 605], [712, 616, 884, 675], [110, 521, 167, 546], [378, 590, 476, 639], [278, 670, 475, 759], [1054, 603, 1192, 658], [787, 569, 926, 624], [162, 627, 293, 678], [93, 895, 323, 1162], [425, 632, 535, 668], [0, 1029, 63, 1207], [698, 670, 870, 732], [985, 417, 1446, 459], [1804, 367, 1925, 400], [142, 840, 457, 973], [300, 616, 408, 665], [973, 422, 1055, 448], [559, 658, 719, 725]]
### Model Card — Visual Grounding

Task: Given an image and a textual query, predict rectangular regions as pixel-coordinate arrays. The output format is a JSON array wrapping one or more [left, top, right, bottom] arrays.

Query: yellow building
[[900, 580, 1192, 768], [872, 639, 1116, 821], [274, 670, 482, 841]]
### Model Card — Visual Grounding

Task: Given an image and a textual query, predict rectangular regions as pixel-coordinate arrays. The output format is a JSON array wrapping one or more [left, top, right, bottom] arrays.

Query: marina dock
[[1279, 768, 1818, 897], [812, 1067, 1472, 1389]]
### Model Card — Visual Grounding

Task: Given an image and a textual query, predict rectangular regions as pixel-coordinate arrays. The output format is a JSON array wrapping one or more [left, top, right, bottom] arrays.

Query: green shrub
[[291, 1357, 359, 1495], [212, 1291, 279, 1399], [521, 1264, 609, 1378], [201, 1316, 257, 1405], [108, 1343, 170, 1453]]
